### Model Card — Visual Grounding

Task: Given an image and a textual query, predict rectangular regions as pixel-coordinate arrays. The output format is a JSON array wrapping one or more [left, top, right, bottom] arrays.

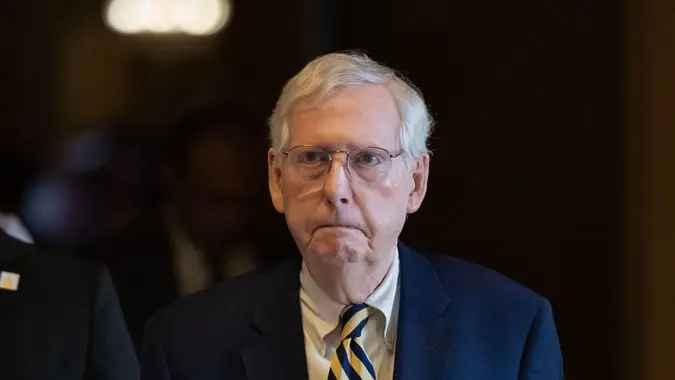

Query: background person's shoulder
[[2, 234, 104, 291]]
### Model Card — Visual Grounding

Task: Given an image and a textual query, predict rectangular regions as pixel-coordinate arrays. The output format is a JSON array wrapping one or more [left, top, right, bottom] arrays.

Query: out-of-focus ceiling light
[[104, 0, 232, 36]]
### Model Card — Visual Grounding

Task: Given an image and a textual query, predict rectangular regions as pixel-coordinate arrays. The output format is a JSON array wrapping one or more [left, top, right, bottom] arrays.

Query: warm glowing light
[[104, 0, 231, 36]]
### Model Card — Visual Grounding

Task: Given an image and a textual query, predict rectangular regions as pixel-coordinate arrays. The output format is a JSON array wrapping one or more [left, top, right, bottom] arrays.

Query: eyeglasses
[[282, 145, 403, 183]]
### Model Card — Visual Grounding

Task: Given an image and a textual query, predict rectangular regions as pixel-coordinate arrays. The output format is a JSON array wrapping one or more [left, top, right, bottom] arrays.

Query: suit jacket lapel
[[241, 255, 308, 380], [394, 243, 454, 380]]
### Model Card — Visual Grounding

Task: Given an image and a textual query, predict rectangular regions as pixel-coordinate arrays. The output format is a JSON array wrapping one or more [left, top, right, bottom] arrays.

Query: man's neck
[[304, 246, 397, 306]]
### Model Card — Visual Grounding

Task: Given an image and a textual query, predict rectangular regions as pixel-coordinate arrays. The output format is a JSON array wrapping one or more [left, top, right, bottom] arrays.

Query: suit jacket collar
[[241, 254, 309, 380], [393, 242, 453, 380], [241, 242, 453, 380]]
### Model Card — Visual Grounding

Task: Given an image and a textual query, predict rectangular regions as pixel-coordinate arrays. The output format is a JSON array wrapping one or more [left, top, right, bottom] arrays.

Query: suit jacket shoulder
[[394, 248, 562, 379], [149, 268, 263, 327], [145, 257, 290, 347], [142, 255, 306, 380], [0, 231, 139, 380], [427, 252, 546, 310]]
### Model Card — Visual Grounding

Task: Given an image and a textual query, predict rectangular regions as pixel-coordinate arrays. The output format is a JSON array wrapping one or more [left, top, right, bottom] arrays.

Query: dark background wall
[[2, 0, 672, 379], [623, 0, 675, 378]]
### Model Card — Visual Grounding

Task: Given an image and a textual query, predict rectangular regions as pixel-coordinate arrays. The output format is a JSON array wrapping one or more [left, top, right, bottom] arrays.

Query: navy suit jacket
[[142, 243, 563, 379]]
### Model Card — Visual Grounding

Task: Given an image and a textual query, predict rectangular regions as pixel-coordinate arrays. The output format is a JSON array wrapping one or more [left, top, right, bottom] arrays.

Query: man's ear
[[268, 148, 285, 213], [407, 154, 430, 214]]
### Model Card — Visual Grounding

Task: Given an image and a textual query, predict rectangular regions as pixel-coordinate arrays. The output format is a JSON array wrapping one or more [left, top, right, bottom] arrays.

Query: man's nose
[[323, 156, 352, 205]]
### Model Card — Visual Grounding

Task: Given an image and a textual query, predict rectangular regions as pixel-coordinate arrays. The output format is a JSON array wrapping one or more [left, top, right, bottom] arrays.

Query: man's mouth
[[317, 224, 359, 231]]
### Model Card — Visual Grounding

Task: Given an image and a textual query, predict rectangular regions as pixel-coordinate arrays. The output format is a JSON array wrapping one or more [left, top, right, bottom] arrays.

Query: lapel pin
[[0, 271, 20, 291]]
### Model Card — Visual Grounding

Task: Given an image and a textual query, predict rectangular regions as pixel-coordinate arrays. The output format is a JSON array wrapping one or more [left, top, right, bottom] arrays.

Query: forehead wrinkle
[[288, 85, 401, 149]]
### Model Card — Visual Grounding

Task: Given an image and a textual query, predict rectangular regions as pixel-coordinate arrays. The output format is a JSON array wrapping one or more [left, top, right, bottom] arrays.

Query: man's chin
[[308, 242, 367, 264]]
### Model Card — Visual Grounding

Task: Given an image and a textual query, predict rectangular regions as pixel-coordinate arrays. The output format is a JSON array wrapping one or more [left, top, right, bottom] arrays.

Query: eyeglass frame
[[280, 144, 404, 182]]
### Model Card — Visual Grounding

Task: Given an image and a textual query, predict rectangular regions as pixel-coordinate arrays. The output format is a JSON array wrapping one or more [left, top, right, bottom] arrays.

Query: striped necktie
[[327, 304, 377, 380]]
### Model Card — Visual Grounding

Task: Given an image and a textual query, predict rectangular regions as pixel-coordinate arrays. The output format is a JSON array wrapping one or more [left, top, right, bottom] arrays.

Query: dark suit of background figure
[[141, 243, 563, 380], [0, 230, 139, 380]]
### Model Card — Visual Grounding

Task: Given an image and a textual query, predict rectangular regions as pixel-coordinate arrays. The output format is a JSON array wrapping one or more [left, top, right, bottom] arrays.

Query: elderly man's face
[[268, 85, 429, 303]]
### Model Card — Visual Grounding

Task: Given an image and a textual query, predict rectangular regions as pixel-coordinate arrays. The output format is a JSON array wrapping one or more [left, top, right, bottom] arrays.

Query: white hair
[[268, 51, 434, 163]]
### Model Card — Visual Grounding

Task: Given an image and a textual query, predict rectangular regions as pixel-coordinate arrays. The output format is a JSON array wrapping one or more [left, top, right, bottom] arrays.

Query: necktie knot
[[339, 304, 371, 340]]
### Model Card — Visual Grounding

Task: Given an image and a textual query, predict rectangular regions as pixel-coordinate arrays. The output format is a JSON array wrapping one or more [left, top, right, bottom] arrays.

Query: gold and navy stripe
[[327, 304, 376, 380]]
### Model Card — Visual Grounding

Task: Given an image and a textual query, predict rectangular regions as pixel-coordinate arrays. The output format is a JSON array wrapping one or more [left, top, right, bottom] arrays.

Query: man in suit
[[0, 230, 139, 379], [142, 52, 563, 379]]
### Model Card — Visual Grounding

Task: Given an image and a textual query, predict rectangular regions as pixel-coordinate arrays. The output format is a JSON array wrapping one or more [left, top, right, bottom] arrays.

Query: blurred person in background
[[88, 104, 294, 351], [0, 141, 139, 379], [159, 105, 283, 289]]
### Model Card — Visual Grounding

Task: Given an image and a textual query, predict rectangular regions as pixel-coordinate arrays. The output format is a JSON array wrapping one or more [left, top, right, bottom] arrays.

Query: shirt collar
[[299, 248, 400, 353], [364, 250, 399, 349], [0, 213, 33, 244]]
